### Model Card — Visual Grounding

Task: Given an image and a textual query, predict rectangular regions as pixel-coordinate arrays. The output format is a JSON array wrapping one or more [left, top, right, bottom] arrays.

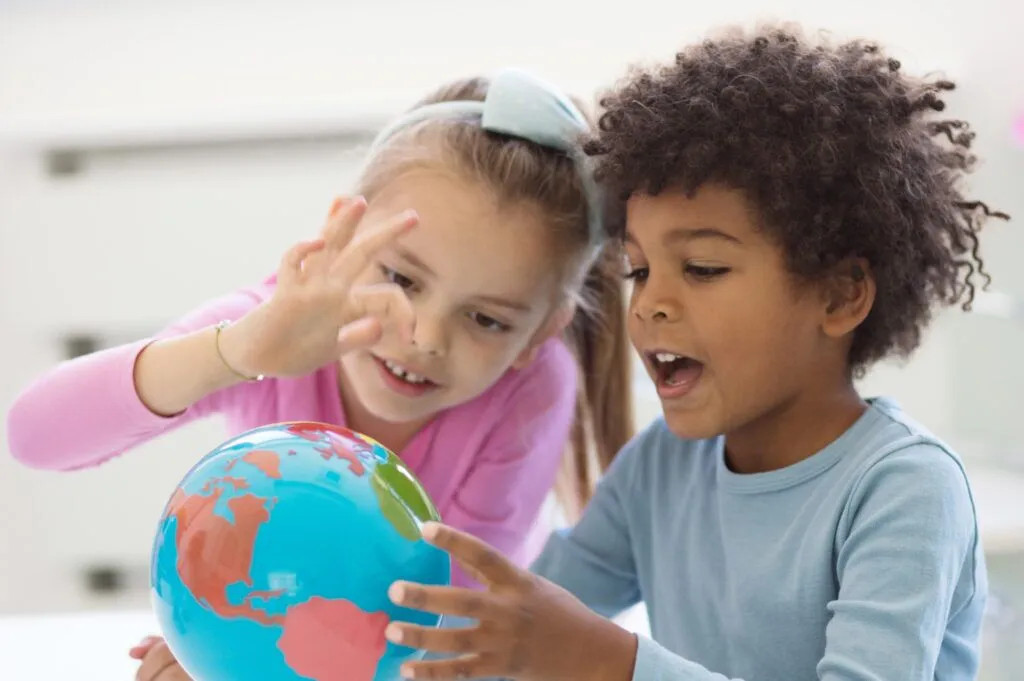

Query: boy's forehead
[[624, 185, 756, 244]]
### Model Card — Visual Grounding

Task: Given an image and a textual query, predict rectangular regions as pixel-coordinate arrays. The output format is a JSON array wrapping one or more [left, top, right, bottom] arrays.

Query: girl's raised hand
[[220, 197, 418, 379]]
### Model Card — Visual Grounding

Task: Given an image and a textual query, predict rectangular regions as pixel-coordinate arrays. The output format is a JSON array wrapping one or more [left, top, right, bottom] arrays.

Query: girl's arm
[[6, 284, 272, 471]]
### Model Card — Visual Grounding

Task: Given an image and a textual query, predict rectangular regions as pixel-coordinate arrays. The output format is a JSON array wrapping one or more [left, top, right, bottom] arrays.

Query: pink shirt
[[6, 280, 578, 585]]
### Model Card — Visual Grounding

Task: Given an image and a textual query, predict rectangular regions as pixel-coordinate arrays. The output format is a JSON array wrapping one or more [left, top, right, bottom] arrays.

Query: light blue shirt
[[531, 397, 987, 680]]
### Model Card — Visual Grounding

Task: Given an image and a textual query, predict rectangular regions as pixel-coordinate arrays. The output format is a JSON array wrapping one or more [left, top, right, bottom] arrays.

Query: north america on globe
[[153, 422, 447, 681]]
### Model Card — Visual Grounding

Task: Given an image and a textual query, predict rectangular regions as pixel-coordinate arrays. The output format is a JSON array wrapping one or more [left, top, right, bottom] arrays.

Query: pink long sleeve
[[435, 340, 579, 580], [8, 277, 584, 588], [6, 284, 273, 471]]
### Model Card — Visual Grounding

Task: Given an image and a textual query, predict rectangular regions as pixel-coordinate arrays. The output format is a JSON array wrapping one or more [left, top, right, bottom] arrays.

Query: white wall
[[0, 0, 1022, 616], [0, 0, 978, 128]]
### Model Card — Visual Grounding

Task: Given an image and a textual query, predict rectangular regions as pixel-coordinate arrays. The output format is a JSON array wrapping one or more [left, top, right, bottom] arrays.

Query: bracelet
[[214, 320, 264, 382]]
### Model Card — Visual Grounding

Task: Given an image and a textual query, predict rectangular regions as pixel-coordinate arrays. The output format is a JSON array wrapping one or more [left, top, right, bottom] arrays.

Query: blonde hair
[[356, 76, 634, 519]]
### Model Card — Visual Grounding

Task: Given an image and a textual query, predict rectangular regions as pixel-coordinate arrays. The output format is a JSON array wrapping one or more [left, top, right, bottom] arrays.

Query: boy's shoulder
[[848, 397, 968, 481], [843, 397, 976, 517], [833, 399, 982, 601]]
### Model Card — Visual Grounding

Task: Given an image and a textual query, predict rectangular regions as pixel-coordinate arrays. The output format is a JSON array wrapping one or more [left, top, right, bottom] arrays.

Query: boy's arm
[[528, 436, 643, 619], [611, 444, 981, 681]]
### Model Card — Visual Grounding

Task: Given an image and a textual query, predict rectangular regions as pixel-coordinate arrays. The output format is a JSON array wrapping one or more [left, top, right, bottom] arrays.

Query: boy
[[388, 22, 1008, 681]]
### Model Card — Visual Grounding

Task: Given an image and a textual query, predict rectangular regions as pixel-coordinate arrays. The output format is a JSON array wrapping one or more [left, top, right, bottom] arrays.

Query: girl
[[382, 24, 1006, 681], [6, 69, 633, 678]]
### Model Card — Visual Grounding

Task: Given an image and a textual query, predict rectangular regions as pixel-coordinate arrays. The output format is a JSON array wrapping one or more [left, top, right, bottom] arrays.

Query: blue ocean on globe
[[150, 421, 451, 681]]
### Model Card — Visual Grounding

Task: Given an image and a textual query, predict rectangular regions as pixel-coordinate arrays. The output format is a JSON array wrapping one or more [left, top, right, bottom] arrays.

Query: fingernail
[[401, 664, 415, 679], [385, 623, 404, 643], [421, 522, 439, 540], [389, 582, 406, 603]]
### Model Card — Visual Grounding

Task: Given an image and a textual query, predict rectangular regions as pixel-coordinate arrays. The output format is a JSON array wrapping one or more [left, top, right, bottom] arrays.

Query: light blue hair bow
[[369, 68, 605, 248]]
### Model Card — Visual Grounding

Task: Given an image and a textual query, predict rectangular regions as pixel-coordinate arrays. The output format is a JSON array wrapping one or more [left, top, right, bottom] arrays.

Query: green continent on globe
[[285, 421, 441, 542], [370, 459, 441, 542]]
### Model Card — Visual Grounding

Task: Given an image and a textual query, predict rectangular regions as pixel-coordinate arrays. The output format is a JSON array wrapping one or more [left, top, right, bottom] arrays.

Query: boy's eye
[[469, 312, 511, 333], [380, 265, 416, 290], [685, 264, 730, 280]]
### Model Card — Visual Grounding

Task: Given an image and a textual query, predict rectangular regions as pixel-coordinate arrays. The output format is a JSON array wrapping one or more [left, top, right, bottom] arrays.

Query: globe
[[150, 421, 451, 681]]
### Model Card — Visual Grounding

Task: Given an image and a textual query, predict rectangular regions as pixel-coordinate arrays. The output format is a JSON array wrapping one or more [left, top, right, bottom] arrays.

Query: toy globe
[[150, 421, 450, 681]]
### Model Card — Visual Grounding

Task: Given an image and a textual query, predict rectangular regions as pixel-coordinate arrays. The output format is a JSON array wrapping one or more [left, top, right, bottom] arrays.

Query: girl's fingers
[[347, 283, 416, 344], [277, 238, 326, 288], [323, 197, 368, 252], [332, 210, 418, 283], [134, 639, 180, 681], [128, 635, 161, 660], [336, 317, 384, 356]]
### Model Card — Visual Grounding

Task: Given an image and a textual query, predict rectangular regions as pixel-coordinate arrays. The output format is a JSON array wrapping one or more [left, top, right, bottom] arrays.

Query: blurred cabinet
[[0, 136, 372, 613], [0, 138, 370, 331]]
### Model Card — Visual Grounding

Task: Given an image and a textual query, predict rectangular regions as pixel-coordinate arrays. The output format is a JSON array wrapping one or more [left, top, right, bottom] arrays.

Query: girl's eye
[[469, 312, 511, 333], [380, 265, 416, 290], [623, 267, 649, 283], [685, 264, 730, 281]]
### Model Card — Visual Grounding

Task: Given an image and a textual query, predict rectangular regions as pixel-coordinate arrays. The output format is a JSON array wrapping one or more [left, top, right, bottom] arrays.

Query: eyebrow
[[472, 294, 533, 313], [624, 226, 742, 246], [395, 247, 434, 276]]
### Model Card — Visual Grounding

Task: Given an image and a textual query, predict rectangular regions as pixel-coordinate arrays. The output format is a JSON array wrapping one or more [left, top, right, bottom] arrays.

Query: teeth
[[655, 352, 682, 363], [383, 359, 428, 384]]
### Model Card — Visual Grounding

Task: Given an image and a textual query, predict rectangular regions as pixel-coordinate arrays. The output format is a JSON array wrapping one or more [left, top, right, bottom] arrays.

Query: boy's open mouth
[[645, 351, 705, 397]]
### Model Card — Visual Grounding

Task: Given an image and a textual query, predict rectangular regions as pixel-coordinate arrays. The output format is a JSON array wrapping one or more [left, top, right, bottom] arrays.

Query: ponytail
[[556, 244, 634, 521]]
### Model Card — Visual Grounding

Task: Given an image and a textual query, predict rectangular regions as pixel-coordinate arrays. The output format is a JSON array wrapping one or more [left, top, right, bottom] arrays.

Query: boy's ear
[[512, 304, 576, 370], [821, 257, 876, 339]]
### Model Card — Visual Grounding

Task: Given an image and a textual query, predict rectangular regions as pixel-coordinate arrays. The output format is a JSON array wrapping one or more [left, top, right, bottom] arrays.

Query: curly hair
[[583, 23, 1010, 372]]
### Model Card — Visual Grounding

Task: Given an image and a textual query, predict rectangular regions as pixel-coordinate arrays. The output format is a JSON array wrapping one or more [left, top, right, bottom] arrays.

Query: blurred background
[[0, 0, 1021, 677]]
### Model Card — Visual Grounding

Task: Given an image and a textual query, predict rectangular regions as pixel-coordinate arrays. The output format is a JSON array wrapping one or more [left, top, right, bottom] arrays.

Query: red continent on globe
[[286, 422, 368, 476], [163, 447, 391, 681], [278, 597, 391, 681]]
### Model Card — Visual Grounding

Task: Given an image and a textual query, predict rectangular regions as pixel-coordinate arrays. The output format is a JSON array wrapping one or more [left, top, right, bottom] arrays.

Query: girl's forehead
[[369, 171, 565, 303], [400, 209, 562, 301]]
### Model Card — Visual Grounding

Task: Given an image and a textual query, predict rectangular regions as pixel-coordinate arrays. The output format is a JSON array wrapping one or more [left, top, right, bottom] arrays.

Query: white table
[[0, 609, 157, 680], [0, 605, 650, 680]]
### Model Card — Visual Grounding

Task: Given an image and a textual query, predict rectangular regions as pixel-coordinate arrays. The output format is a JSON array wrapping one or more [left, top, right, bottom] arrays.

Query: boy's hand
[[129, 636, 193, 681], [385, 522, 637, 681]]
